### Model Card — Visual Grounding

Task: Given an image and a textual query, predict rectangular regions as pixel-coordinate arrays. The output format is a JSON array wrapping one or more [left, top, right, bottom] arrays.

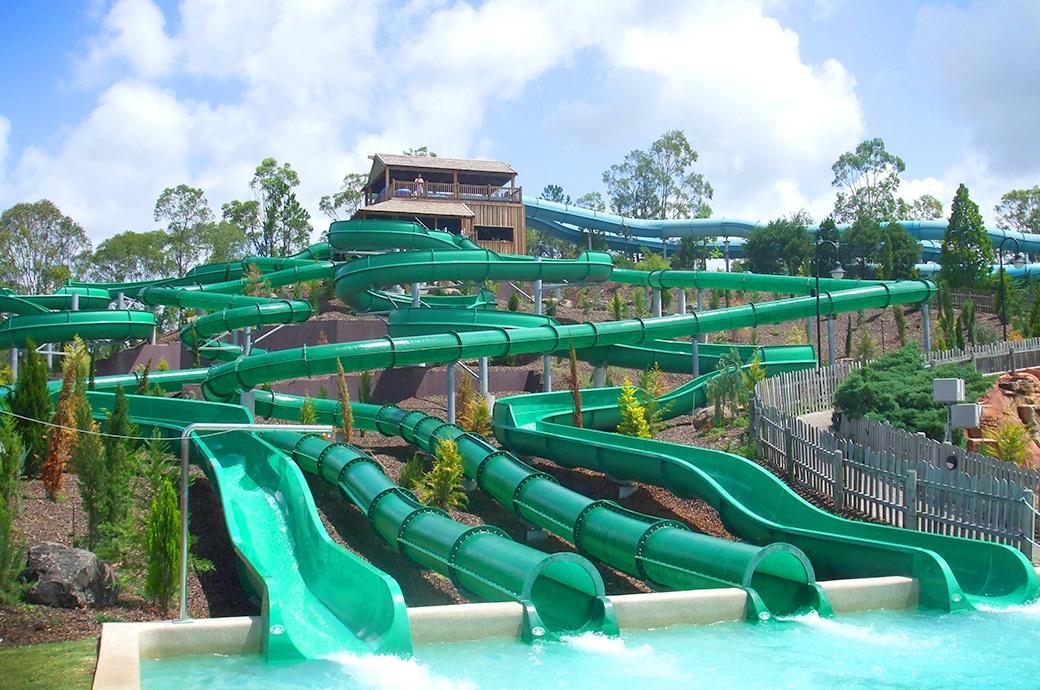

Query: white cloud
[[546, 0, 865, 222], [8, 82, 192, 240], [0, 0, 872, 241], [77, 0, 176, 84], [913, 1, 1040, 176]]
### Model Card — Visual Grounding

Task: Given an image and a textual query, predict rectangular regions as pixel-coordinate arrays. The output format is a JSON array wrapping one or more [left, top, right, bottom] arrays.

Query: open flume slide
[[77, 390, 413, 662], [491, 367, 1040, 612]]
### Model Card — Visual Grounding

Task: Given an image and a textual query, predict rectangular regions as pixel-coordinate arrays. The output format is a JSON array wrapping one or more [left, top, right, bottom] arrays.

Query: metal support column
[[479, 357, 489, 399], [446, 361, 457, 424], [827, 315, 836, 366], [922, 301, 932, 354]]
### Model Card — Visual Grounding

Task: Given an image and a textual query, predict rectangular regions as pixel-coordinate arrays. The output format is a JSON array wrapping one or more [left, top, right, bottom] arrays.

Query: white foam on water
[[559, 632, 691, 682], [781, 611, 924, 648], [325, 652, 477, 690], [975, 599, 1040, 616]]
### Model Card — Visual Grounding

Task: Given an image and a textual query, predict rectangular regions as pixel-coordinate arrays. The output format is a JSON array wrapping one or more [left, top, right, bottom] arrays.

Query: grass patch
[[0, 638, 98, 689]]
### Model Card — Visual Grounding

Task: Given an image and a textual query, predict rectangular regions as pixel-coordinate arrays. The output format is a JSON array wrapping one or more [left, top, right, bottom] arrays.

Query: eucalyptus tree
[[154, 184, 215, 277], [90, 230, 173, 283], [0, 200, 92, 293], [602, 130, 713, 220], [994, 187, 1040, 235], [831, 138, 905, 223], [223, 158, 312, 257]]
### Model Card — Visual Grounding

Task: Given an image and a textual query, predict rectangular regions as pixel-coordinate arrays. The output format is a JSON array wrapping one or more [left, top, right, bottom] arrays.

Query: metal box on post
[[933, 378, 965, 403], [950, 403, 982, 429]]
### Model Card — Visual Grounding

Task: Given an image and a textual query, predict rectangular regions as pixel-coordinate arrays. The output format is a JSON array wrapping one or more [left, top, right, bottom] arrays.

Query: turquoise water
[[141, 604, 1040, 689]]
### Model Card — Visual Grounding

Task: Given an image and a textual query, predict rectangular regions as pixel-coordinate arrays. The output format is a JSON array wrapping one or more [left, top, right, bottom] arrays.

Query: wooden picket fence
[[750, 363, 1040, 558], [927, 336, 1040, 374]]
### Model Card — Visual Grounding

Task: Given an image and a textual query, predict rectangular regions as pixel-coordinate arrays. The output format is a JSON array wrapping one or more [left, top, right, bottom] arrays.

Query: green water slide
[[81, 391, 412, 662], [258, 429, 618, 641], [333, 248, 613, 313], [386, 307, 814, 375], [328, 218, 482, 252], [251, 393, 828, 619], [202, 277, 936, 402], [491, 373, 1040, 612], [0, 309, 156, 349], [0, 284, 156, 349]]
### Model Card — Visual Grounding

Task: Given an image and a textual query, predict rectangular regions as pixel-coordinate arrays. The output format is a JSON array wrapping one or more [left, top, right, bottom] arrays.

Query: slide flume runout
[[83, 391, 412, 661], [492, 379, 1040, 611], [259, 429, 618, 641]]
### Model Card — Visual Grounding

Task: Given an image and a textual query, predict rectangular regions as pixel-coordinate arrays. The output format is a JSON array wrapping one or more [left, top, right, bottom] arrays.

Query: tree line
[[0, 157, 316, 295], [533, 131, 1039, 288]]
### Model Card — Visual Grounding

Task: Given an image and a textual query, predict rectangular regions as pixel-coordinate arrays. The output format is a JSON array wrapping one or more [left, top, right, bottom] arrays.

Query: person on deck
[[414, 173, 425, 197]]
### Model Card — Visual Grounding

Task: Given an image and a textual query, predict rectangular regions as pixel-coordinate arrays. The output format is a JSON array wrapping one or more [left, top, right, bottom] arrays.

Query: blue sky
[[1, 0, 1037, 245]]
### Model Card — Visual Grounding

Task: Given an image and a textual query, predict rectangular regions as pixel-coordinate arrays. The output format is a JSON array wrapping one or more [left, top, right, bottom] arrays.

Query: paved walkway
[[797, 409, 834, 430]]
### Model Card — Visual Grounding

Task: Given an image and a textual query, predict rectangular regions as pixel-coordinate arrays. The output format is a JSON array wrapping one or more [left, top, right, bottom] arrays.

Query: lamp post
[[997, 236, 1027, 341], [815, 239, 845, 368]]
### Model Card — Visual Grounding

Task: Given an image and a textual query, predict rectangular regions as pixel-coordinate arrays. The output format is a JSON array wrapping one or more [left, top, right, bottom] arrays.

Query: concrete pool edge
[[95, 575, 920, 688]]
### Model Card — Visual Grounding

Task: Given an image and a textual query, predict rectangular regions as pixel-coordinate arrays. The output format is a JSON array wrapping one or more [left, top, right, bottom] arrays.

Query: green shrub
[[10, 338, 52, 476], [893, 307, 907, 346], [617, 378, 651, 439], [610, 292, 626, 321], [417, 439, 468, 511], [357, 370, 373, 404], [399, 453, 426, 493], [0, 496, 25, 604], [980, 417, 1030, 465], [145, 478, 180, 616], [852, 328, 877, 364], [469, 395, 492, 437], [834, 342, 991, 441], [706, 349, 747, 426], [299, 396, 317, 425], [638, 362, 670, 434], [632, 289, 648, 318], [507, 290, 521, 312]]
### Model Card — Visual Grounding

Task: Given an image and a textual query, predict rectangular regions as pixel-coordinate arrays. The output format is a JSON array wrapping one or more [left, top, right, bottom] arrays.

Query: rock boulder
[[24, 542, 119, 609]]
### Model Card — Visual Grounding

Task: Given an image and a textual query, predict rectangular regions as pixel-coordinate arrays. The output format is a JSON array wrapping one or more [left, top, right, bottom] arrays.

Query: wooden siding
[[471, 202, 526, 254]]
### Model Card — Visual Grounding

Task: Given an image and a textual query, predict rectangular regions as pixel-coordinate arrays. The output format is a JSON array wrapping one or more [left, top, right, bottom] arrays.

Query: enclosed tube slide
[[0, 309, 156, 349], [259, 430, 618, 641], [333, 249, 614, 313], [524, 197, 1040, 254], [251, 393, 828, 619], [201, 278, 936, 402], [365, 404, 829, 619]]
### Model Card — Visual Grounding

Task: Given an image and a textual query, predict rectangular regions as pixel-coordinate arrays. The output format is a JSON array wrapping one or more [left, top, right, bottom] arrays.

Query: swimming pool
[[140, 602, 1040, 689]]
